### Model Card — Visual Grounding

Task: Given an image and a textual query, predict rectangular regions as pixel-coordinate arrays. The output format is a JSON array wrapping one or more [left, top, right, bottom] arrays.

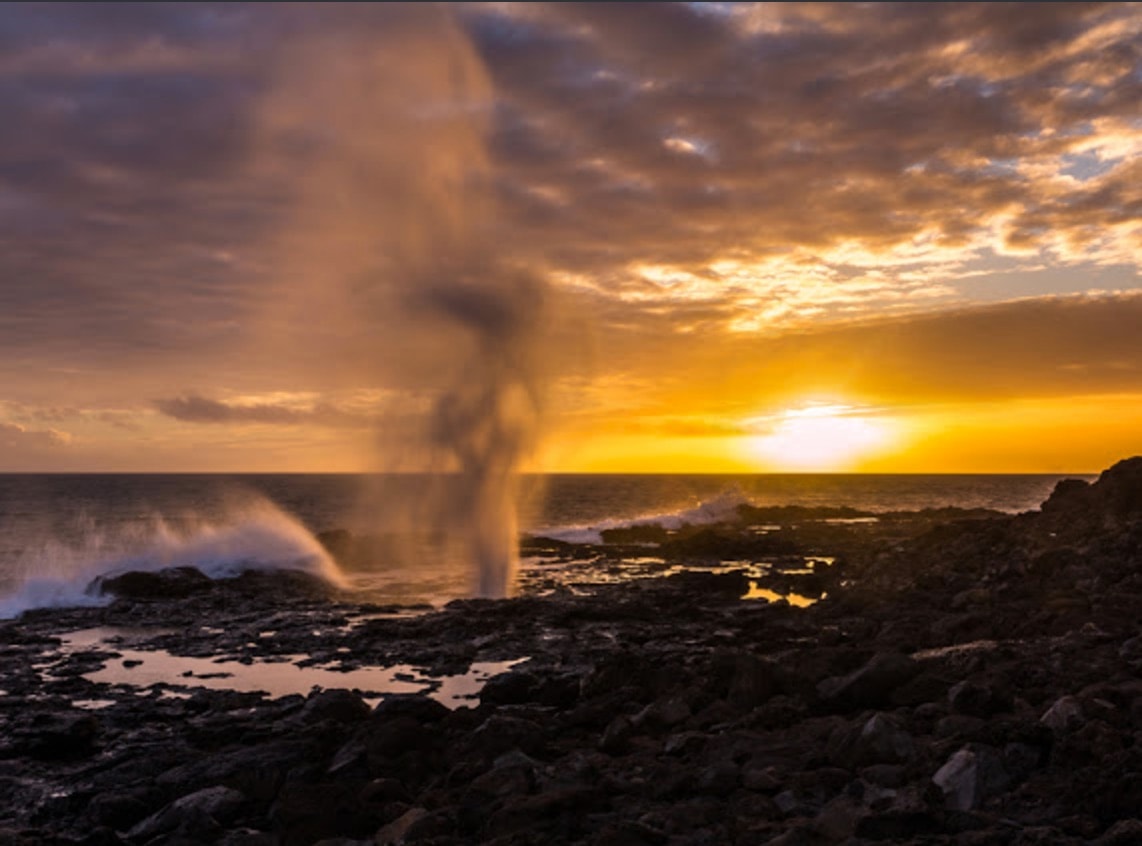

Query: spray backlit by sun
[[257, 6, 547, 597]]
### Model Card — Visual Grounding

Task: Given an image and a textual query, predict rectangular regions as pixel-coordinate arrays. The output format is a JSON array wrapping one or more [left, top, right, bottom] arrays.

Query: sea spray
[[255, 7, 548, 597], [536, 489, 752, 546], [0, 496, 343, 619]]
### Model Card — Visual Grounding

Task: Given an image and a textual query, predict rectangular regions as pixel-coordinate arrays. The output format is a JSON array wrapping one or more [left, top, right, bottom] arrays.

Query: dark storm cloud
[[0, 1, 1137, 420], [464, 2, 1140, 274], [0, 3, 273, 367]]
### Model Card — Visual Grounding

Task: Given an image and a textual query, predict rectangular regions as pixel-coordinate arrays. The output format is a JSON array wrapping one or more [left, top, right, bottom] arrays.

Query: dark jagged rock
[[91, 566, 213, 599], [816, 652, 920, 712], [3, 455, 1142, 845], [600, 523, 669, 544], [299, 689, 371, 724], [660, 527, 798, 558]]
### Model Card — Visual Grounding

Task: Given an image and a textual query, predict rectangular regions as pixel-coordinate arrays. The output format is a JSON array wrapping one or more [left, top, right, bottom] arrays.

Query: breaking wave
[[535, 490, 749, 545], [0, 498, 344, 619]]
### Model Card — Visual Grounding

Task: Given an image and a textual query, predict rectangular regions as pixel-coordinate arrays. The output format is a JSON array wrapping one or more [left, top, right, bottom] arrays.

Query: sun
[[745, 403, 897, 471]]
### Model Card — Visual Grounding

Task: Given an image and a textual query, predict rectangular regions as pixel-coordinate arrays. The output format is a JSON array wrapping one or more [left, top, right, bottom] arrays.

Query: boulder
[[827, 712, 915, 769], [632, 696, 691, 730], [931, 746, 1010, 811], [14, 711, 100, 760], [91, 566, 213, 599], [126, 786, 245, 842], [1040, 695, 1084, 732], [817, 652, 920, 711], [374, 807, 428, 845], [300, 689, 371, 724], [948, 679, 1013, 717]]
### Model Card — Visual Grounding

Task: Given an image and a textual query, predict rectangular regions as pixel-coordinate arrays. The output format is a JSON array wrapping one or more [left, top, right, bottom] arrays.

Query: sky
[[0, 2, 1138, 473]]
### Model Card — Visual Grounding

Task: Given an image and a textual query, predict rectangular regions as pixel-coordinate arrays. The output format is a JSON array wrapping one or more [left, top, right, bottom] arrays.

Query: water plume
[[256, 6, 548, 597]]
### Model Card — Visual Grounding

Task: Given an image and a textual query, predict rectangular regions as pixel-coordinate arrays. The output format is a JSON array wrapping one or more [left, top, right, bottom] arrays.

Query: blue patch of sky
[[983, 157, 1021, 177], [953, 260, 1140, 303], [1060, 151, 1120, 182]]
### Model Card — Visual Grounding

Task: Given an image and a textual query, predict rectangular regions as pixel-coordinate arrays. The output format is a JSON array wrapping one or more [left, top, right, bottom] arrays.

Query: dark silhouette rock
[[92, 566, 213, 599], [300, 688, 371, 724], [127, 786, 245, 842], [817, 652, 920, 711], [827, 712, 915, 769], [14, 711, 100, 760], [932, 745, 1010, 811]]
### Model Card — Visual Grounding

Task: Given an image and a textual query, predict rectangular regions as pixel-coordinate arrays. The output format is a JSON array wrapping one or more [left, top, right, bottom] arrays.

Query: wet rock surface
[[1, 458, 1141, 844]]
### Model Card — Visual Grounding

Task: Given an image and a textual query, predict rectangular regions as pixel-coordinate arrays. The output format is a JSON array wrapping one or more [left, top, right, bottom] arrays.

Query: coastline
[[1, 459, 1140, 845]]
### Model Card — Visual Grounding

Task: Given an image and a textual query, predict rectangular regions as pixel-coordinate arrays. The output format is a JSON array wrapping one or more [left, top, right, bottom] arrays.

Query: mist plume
[[256, 6, 547, 597]]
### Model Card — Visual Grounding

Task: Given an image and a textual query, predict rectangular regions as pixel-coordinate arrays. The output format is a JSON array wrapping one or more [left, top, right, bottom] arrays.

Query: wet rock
[[663, 730, 707, 757], [720, 652, 779, 710], [479, 669, 540, 705], [126, 786, 245, 842], [372, 695, 450, 724], [662, 528, 796, 559], [469, 753, 537, 798], [632, 695, 691, 731], [600, 524, 669, 545], [816, 652, 920, 711], [1097, 819, 1142, 846], [662, 567, 751, 596], [948, 679, 1013, 717], [693, 760, 739, 794], [931, 745, 1010, 811], [14, 711, 100, 759], [92, 566, 213, 599], [1040, 695, 1084, 732], [581, 652, 667, 700], [156, 738, 319, 806], [772, 789, 802, 817], [854, 809, 942, 840], [827, 712, 915, 769], [486, 786, 604, 837], [599, 715, 634, 755], [216, 829, 280, 846], [469, 714, 546, 760], [860, 763, 908, 788], [300, 688, 371, 724], [374, 807, 427, 845], [742, 765, 783, 792], [270, 781, 379, 846], [813, 794, 866, 841], [84, 789, 153, 830]]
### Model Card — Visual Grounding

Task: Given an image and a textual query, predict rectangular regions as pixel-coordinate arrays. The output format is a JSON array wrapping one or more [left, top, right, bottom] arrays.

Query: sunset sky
[[0, 2, 1139, 473]]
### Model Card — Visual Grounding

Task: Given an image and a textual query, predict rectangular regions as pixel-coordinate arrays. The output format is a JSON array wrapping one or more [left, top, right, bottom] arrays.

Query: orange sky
[[0, 3, 1138, 473]]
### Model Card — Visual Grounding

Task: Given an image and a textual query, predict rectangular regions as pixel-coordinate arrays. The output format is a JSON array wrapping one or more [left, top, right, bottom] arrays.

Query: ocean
[[0, 472, 1091, 617]]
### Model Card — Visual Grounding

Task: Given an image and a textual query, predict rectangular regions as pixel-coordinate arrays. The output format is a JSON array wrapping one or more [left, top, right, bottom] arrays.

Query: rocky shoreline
[[1, 459, 1140, 845]]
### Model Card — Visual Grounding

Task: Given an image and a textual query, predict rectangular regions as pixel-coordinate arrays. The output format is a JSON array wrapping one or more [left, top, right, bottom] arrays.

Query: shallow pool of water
[[50, 628, 525, 709]]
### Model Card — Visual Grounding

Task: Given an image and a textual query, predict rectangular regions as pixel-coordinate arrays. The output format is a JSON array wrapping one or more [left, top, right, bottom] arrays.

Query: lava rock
[[816, 652, 920, 711], [126, 786, 245, 842], [931, 745, 1010, 811]]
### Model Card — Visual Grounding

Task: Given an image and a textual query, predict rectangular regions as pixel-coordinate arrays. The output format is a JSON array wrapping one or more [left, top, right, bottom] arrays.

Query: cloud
[[153, 395, 376, 429], [0, 420, 70, 449], [571, 290, 1142, 417], [467, 2, 1140, 305], [0, 3, 1138, 469]]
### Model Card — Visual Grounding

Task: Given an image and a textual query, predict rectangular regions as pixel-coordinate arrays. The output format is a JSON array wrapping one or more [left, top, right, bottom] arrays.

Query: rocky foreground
[[2, 459, 1142, 845]]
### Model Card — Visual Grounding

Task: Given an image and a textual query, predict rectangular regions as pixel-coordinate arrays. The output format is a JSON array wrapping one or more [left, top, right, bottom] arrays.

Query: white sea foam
[[0, 498, 344, 619], [536, 490, 749, 545]]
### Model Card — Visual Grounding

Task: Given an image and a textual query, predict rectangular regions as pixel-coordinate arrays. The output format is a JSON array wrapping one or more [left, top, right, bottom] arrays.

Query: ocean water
[[0, 472, 1091, 617]]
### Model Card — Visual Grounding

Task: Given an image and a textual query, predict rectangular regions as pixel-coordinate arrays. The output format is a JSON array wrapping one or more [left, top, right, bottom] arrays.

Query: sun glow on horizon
[[745, 403, 900, 471]]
